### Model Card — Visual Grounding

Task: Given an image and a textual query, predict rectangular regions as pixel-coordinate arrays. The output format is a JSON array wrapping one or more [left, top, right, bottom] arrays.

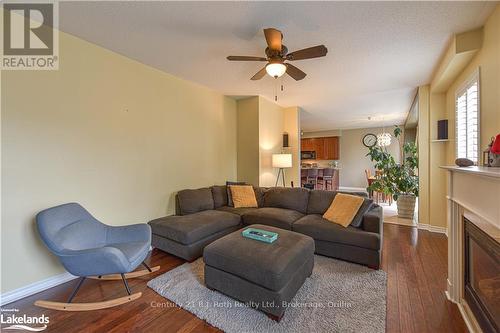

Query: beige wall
[[421, 5, 500, 228], [445, 6, 500, 159], [236, 97, 260, 185], [283, 107, 301, 187], [338, 127, 401, 189], [259, 97, 286, 187], [418, 86, 430, 226], [1, 31, 237, 293], [236, 97, 300, 187]]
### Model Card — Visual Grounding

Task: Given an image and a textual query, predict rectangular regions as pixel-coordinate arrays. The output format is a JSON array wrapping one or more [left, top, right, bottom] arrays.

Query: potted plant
[[366, 126, 418, 219]]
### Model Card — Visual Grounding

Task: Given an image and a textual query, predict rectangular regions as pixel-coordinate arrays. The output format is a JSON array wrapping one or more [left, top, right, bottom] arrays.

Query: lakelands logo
[[1, 1, 59, 70], [0, 308, 49, 331]]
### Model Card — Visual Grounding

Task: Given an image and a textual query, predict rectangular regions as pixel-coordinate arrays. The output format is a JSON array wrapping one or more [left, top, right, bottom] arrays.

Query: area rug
[[148, 255, 386, 333]]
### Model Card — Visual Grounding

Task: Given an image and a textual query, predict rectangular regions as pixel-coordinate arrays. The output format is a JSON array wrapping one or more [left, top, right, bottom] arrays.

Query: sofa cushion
[[241, 207, 304, 230], [263, 187, 310, 214], [216, 206, 258, 216], [204, 224, 314, 291], [229, 185, 258, 208], [307, 190, 337, 215], [226, 181, 247, 206], [323, 193, 364, 227], [254, 187, 267, 207], [293, 214, 380, 250], [350, 198, 374, 228], [211, 185, 228, 208], [177, 188, 214, 215], [148, 210, 240, 245], [307, 190, 369, 215]]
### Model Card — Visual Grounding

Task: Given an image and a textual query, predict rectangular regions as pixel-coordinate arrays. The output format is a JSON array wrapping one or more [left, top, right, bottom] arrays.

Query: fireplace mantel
[[441, 166, 500, 333]]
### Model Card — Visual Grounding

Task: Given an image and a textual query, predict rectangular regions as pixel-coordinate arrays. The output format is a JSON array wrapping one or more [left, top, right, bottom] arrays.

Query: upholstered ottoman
[[203, 224, 315, 321]]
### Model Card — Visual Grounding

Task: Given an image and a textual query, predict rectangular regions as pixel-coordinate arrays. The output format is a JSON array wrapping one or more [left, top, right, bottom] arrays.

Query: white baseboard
[[384, 219, 416, 227], [383, 220, 448, 237], [0, 272, 77, 306], [339, 186, 367, 192], [417, 223, 448, 237]]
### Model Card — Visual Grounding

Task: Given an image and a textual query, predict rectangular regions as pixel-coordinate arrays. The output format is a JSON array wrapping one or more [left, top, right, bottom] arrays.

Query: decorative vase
[[397, 194, 416, 219]]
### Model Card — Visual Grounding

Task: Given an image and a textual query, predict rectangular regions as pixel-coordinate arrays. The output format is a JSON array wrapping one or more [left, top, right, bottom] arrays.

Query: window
[[455, 69, 480, 163]]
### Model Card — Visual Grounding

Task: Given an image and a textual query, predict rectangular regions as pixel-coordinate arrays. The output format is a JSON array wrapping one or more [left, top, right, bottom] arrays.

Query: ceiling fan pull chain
[[274, 78, 278, 102]]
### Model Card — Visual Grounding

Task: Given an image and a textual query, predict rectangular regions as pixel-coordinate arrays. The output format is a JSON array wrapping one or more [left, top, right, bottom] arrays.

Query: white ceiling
[[59, 1, 497, 131]]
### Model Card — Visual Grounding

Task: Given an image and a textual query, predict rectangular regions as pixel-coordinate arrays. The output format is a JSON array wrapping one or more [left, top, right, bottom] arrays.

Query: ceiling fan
[[227, 28, 328, 81]]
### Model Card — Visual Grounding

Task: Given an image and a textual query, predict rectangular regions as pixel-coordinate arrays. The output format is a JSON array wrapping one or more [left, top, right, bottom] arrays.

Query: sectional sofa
[[148, 186, 383, 269]]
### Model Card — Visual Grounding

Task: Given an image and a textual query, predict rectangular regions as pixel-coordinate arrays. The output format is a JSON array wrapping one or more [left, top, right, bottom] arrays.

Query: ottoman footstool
[[203, 224, 315, 321]]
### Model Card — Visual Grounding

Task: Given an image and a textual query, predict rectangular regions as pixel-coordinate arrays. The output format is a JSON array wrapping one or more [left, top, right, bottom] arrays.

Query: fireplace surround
[[442, 166, 500, 333]]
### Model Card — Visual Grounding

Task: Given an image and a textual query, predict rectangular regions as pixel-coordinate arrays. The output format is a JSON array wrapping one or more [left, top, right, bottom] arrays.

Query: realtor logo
[[1, 1, 59, 70]]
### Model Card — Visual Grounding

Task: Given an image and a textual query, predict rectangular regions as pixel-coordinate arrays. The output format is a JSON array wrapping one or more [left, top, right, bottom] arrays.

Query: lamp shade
[[272, 154, 292, 168]]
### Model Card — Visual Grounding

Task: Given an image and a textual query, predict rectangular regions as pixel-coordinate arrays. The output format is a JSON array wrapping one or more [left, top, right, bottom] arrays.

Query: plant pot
[[397, 194, 416, 219]]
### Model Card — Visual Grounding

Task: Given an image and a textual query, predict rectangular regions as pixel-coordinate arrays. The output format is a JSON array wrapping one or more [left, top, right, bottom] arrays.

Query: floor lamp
[[272, 153, 292, 187]]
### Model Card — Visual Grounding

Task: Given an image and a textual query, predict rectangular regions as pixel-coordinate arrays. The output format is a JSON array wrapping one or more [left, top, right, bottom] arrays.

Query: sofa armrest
[[362, 205, 383, 234]]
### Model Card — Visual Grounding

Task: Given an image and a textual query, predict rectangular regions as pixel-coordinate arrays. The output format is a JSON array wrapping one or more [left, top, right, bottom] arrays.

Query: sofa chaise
[[148, 186, 383, 269]]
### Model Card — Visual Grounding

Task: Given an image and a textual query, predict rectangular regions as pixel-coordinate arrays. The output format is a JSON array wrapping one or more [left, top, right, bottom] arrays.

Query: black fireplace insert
[[463, 218, 500, 333]]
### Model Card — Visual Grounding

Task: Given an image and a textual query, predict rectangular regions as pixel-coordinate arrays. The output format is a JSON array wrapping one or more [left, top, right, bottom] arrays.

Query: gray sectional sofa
[[148, 186, 383, 269]]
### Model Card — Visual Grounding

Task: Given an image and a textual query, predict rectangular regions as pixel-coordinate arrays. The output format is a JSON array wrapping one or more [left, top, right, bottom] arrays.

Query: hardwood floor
[[1, 224, 467, 333]]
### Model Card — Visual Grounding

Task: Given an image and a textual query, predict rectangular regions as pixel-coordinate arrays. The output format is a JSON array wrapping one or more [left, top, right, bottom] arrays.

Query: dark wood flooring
[[1, 224, 467, 332]]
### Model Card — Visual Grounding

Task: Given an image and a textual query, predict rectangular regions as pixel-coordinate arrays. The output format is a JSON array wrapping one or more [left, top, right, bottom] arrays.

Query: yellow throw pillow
[[229, 185, 258, 208], [323, 193, 364, 227]]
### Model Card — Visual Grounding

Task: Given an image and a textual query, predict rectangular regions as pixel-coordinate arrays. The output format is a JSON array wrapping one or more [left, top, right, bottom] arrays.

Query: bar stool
[[306, 169, 319, 189], [320, 168, 334, 190], [301, 169, 308, 187]]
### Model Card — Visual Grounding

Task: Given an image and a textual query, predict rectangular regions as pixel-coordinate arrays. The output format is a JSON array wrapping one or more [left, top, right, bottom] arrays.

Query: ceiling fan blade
[[263, 28, 283, 51], [286, 63, 306, 81], [251, 67, 267, 80], [227, 56, 267, 61], [286, 45, 328, 61]]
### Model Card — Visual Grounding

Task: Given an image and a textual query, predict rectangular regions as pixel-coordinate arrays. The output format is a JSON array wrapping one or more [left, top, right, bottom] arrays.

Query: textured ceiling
[[59, 1, 497, 131]]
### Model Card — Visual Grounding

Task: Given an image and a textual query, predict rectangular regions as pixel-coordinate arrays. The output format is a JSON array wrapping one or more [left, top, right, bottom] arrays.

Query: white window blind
[[455, 70, 480, 163]]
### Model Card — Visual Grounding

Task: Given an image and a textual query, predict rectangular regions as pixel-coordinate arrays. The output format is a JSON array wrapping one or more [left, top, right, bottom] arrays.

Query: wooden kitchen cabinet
[[301, 136, 339, 160], [323, 137, 339, 160], [301, 138, 314, 151], [312, 138, 325, 159]]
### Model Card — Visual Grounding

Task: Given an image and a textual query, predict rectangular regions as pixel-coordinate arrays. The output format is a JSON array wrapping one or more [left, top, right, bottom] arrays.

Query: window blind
[[455, 70, 480, 163]]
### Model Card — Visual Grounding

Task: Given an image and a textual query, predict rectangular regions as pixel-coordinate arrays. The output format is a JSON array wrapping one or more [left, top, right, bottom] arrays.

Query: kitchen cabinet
[[323, 137, 339, 160], [301, 136, 339, 160], [301, 138, 315, 151]]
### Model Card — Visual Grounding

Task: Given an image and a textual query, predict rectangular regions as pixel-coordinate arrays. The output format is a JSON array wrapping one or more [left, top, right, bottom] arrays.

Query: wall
[[236, 97, 260, 185], [1, 31, 237, 293], [338, 127, 401, 189], [445, 6, 500, 161], [418, 86, 430, 226], [258, 97, 286, 187], [420, 4, 500, 228], [283, 107, 301, 187], [235, 97, 300, 187]]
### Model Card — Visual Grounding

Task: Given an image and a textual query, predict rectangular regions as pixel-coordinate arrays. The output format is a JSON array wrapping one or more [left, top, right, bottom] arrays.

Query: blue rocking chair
[[34, 203, 159, 311]]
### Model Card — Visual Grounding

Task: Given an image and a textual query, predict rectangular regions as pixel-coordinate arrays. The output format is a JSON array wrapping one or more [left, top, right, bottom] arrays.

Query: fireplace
[[464, 218, 500, 333]]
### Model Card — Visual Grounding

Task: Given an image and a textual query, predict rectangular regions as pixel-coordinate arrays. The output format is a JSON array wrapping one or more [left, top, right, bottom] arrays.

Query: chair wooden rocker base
[[35, 262, 159, 311]]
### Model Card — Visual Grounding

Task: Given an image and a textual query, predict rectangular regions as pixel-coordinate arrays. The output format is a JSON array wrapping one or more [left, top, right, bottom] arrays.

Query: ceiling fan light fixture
[[265, 63, 287, 78]]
